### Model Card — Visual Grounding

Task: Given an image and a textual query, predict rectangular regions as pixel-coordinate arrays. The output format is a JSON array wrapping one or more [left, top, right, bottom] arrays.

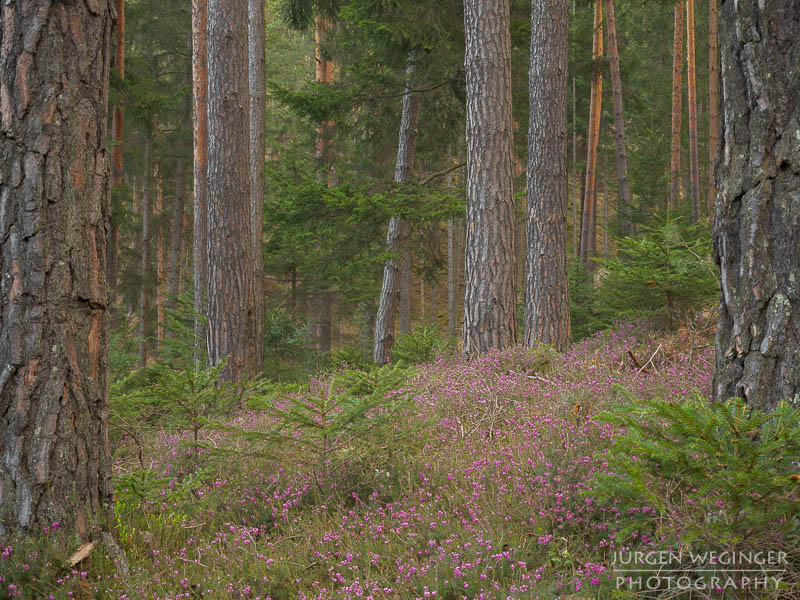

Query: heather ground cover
[[2, 324, 718, 599]]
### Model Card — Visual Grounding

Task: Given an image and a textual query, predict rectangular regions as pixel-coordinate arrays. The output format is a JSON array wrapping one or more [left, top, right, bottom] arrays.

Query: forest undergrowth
[[3, 320, 798, 600]]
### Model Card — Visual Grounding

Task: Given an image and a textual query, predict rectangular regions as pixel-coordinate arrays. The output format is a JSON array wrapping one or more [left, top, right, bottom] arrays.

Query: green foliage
[[263, 306, 311, 381], [391, 323, 452, 365], [591, 391, 800, 590], [217, 364, 416, 501], [568, 259, 600, 341]]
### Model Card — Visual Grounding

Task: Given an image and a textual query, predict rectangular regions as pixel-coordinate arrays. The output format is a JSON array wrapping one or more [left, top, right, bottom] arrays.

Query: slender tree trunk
[[670, 0, 684, 210], [714, 0, 800, 412], [373, 61, 421, 365], [206, 0, 257, 382], [139, 142, 151, 368], [463, 0, 518, 354], [0, 0, 114, 535], [707, 0, 719, 218], [167, 156, 186, 315], [602, 0, 631, 234], [686, 0, 701, 221], [580, 0, 603, 270], [603, 150, 609, 257], [399, 247, 411, 333], [109, 0, 125, 299], [447, 218, 458, 338], [192, 0, 209, 364], [524, 0, 570, 351], [155, 164, 166, 345], [249, 0, 266, 374]]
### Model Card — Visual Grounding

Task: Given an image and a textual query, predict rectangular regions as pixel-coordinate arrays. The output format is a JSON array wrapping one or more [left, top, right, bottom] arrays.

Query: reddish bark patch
[[15, 51, 32, 116]]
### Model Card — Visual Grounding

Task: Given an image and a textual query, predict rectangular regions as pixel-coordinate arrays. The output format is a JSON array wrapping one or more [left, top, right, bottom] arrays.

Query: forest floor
[[3, 322, 716, 600]]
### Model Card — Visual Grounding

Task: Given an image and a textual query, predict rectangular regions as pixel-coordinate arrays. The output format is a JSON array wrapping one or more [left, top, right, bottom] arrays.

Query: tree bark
[[206, 0, 257, 382], [670, 0, 684, 211], [463, 0, 518, 354], [707, 0, 719, 217], [447, 217, 458, 339], [572, 64, 578, 258], [249, 0, 266, 373], [139, 142, 151, 368], [167, 156, 186, 315], [0, 0, 114, 534], [686, 0, 701, 221], [109, 0, 125, 299], [713, 0, 800, 413], [155, 163, 165, 345], [524, 0, 570, 351], [373, 61, 421, 365], [602, 0, 631, 234], [579, 0, 603, 270], [192, 0, 209, 364]]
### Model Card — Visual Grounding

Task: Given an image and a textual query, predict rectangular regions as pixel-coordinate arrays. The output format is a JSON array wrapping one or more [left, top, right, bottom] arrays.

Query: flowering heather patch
[[3, 324, 713, 599]]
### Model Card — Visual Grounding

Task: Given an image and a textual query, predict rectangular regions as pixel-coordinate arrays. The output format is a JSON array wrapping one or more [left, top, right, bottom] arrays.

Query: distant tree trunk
[[580, 0, 603, 270], [603, 0, 631, 234], [0, 0, 114, 536], [249, 0, 266, 374], [670, 0, 684, 210], [206, 0, 257, 382], [373, 61, 421, 365], [714, 0, 800, 412], [399, 247, 412, 333], [167, 156, 187, 315], [447, 218, 458, 338], [524, 0, 570, 351], [463, 0, 518, 353], [686, 0, 700, 221], [603, 150, 609, 257], [155, 165, 166, 345], [192, 0, 209, 364], [707, 0, 719, 217], [139, 141, 151, 368], [109, 0, 125, 299]]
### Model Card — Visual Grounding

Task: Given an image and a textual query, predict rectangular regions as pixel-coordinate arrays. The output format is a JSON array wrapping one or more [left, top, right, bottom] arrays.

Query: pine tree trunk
[[167, 156, 186, 314], [155, 164, 165, 345], [192, 0, 209, 364], [447, 217, 457, 339], [603, 0, 631, 234], [373, 62, 421, 365], [463, 0, 518, 353], [707, 0, 719, 217], [524, 0, 570, 351], [670, 0, 684, 210], [0, 0, 114, 536], [206, 0, 257, 382], [249, 0, 266, 374], [572, 72, 578, 258], [713, 0, 800, 413], [686, 0, 701, 221], [109, 0, 125, 299], [139, 141, 151, 368], [580, 0, 603, 270], [399, 246, 411, 333]]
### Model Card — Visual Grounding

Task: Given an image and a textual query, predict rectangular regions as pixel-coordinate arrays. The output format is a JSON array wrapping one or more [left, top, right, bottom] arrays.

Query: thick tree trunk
[[109, 0, 125, 299], [206, 0, 257, 382], [580, 0, 603, 270], [524, 0, 570, 351], [463, 0, 518, 354], [713, 0, 800, 413], [249, 0, 266, 374], [192, 0, 209, 364], [139, 141, 151, 368], [167, 156, 186, 314], [670, 1, 684, 210], [0, 0, 114, 534], [602, 0, 631, 234], [686, 0, 701, 221], [707, 0, 719, 217], [374, 62, 421, 365]]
